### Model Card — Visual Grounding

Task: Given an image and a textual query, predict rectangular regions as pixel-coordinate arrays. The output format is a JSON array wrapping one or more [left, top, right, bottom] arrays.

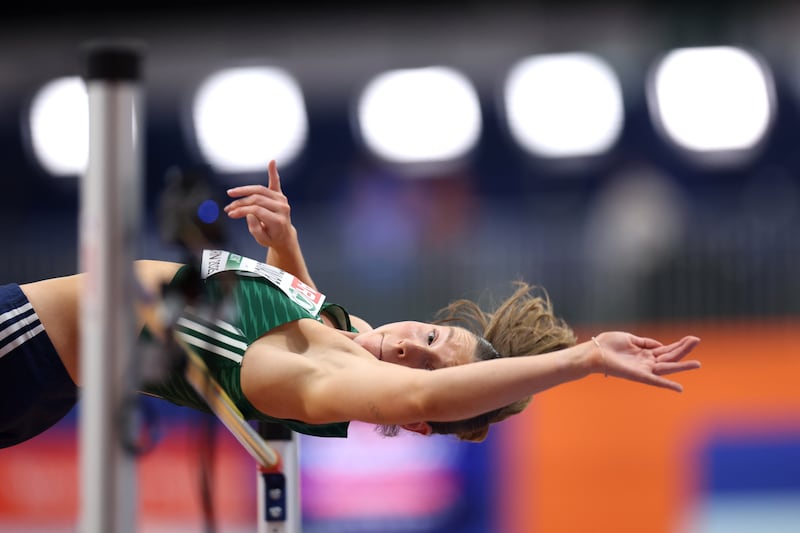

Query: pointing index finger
[[268, 160, 282, 193]]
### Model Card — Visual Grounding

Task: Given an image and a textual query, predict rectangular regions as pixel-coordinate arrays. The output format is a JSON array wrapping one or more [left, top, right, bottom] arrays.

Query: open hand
[[592, 332, 701, 392]]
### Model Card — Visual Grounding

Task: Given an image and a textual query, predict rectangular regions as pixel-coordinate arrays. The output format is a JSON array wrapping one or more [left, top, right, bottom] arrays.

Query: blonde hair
[[380, 281, 576, 442]]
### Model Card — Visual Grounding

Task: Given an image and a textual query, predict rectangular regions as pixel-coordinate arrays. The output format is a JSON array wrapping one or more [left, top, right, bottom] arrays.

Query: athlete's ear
[[401, 422, 432, 436]]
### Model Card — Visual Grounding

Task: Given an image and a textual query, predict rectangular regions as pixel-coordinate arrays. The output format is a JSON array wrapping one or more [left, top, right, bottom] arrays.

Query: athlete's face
[[353, 321, 477, 371]]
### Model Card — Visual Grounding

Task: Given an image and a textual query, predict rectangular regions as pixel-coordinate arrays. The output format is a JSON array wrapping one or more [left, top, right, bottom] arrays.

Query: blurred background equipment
[[158, 165, 227, 251]]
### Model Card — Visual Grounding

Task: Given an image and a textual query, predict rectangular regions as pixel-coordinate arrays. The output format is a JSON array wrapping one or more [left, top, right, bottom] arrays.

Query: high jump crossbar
[[177, 335, 280, 470], [178, 335, 301, 533]]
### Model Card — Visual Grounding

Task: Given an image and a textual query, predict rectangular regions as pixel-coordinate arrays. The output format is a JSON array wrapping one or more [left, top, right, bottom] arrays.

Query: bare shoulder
[[249, 318, 372, 364], [240, 318, 374, 421]]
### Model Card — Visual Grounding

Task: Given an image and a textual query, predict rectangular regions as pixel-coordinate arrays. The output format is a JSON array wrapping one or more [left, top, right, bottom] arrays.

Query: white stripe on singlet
[[182, 305, 244, 337], [176, 317, 245, 364]]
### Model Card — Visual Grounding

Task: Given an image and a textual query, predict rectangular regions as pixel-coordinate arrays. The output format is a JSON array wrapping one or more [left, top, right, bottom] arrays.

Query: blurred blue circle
[[197, 199, 220, 224]]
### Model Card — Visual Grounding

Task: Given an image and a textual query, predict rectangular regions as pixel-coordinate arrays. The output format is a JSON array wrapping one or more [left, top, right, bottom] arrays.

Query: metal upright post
[[78, 42, 144, 533], [258, 423, 301, 533]]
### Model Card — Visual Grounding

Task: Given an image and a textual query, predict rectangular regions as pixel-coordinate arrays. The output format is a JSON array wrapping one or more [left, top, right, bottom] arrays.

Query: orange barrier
[[498, 319, 800, 533]]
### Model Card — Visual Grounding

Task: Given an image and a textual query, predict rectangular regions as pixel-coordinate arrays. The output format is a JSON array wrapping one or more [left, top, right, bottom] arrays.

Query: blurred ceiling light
[[356, 66, 481, 164], [29, 76, 89, 176], [504, 52, 624, 158], [192, 66, 308, 173], [649, 46, 774, 154]]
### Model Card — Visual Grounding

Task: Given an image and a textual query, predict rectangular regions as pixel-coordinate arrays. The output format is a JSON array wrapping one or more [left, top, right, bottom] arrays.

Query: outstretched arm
[[224, 160, 316, 289], [241, 321, 701, 427]]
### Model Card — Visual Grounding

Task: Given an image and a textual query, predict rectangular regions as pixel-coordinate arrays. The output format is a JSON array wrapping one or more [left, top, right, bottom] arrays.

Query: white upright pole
[[78, 42, 144, 533], [258, 423, 301, 533]]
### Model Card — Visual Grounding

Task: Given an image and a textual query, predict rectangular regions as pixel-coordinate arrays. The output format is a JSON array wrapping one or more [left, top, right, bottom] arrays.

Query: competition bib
[[200, 249, 326, 316]]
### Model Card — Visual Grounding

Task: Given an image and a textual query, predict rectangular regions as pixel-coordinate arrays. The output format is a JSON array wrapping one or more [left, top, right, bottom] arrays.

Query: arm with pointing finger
[[224, 160, 316, 290]]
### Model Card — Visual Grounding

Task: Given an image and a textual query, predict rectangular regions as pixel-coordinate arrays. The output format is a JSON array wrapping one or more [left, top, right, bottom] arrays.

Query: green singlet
[[141, 265, 352, 438]]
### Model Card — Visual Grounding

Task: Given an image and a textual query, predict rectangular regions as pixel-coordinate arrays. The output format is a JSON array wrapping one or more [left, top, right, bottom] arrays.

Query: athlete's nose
[[397, 339, 427, 361]]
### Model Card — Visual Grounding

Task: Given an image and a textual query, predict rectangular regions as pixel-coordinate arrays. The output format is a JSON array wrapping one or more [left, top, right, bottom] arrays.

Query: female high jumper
[[0, 161, 701, 448]]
